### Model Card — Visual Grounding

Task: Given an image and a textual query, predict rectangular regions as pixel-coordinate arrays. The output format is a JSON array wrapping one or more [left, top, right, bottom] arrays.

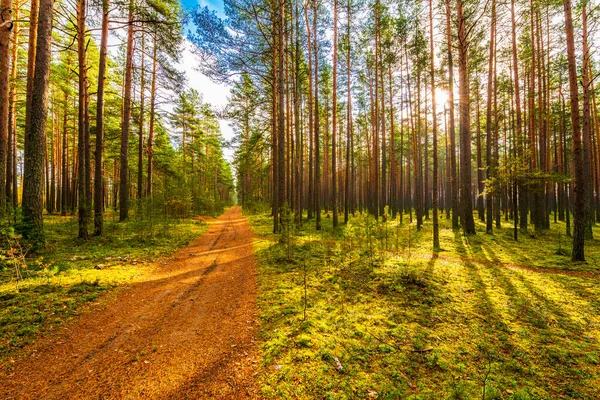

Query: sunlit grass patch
[[250, 210, 600, 399], [0, 213, 207, 365]]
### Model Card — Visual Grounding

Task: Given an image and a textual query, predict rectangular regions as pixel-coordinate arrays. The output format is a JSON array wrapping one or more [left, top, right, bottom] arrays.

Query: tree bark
[[457, 0, 475, 235], [332, 0, 338, 227], [22, 0, 53, 241], [77, 0, 89, 239], [120, 0, 134, 222], [147, 35, 157, 198], [94, 0, 109, 236], [444, 0, 458, 230], [562, 0, 585, 261], [581, 2, 594, 239], [429, 0, 439, 248], [138, 31, 145, 200], [485, 0, 496, 233]]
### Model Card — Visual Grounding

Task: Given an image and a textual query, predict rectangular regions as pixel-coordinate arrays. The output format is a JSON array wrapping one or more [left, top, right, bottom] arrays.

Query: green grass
[[249, 210, 600, 399], [0, 212, 207, 365]]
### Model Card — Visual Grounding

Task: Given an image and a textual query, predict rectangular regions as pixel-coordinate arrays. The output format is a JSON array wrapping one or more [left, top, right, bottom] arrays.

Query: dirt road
[[0, 207, 259, 399]]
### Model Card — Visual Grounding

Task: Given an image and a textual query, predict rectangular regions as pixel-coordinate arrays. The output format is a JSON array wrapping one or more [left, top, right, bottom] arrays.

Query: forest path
[[0, 206, 260, 399]]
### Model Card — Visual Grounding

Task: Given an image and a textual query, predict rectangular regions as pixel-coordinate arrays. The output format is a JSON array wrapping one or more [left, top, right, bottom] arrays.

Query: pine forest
[[0, 0, 600, 397]]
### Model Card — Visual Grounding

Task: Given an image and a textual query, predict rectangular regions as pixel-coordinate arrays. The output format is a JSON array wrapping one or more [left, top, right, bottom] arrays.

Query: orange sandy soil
[[0, 206, 260, 399]]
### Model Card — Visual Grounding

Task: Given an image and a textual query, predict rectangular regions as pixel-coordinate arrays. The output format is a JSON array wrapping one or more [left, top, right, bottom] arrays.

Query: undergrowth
[[249, 209, 600, 399]]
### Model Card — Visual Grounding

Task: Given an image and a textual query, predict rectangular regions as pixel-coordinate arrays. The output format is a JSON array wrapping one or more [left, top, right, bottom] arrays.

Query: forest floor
[[250, 211, 600, 399], [0, 206, 259, 399]]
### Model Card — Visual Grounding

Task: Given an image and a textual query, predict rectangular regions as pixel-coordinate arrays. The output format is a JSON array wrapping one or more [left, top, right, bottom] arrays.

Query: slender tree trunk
[[77, 0, 89, 239], [147, 35, 157, 198], [485, 0, 496, 233], [138, 32, 145, 200], [61, 91, 68, 216], [94, 0, 109, 235], [344, 0, 352, 224], [581, 2, 594, 239], [277, 0, 285, 228], [332, 0, 338, 227], [457, 0, 475, 234], [476, 84, 484, 222], [510, 0, 526, 233], [304, 2, 314, 220], [563, 0, 585, 261], [0, 0, 12, 215], [6, 0, 19, 207], [294, 0, 302, 226], [120, 0, 134, 221], [429, 0, 439, 248], [313, 0, 321, 230], [445, 0, 458, 230]]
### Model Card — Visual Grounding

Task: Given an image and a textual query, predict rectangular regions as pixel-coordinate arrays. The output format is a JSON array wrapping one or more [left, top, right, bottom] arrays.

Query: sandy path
[[0, 206, 260, 399]]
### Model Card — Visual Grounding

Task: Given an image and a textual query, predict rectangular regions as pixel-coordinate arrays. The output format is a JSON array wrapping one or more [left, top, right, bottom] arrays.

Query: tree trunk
[[138, 31, 145, 200], [147, 35, 157, 198], [457, 0, 475, 235], [562, 0, 585, 261], [332, 0, 338, 227], [344, 0, 352, 224], [485, 0, 496, 233], [445, 0, 458, 230], [429, 0, 439, 248], [313, 0, 321, 230], [581, 2, 594, 239], [120, 0, 134, 222], [61, 91, 68, 216], [77, 0, 89, 239], [94, 0, 109, 235], [0, 0, 12, 215], [6, 0, 19, 207], [22, 0, 53, 241]]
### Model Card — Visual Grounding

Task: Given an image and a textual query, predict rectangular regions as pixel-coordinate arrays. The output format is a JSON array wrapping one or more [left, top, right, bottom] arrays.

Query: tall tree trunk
[[294, 0, 302, 226], [6, 0, 19, 207], [120, 0, 134, 222], [563, 0, 585, 261], [344, 0, 352, 224], [429, 0, 439, 248], [581, 2, 594, 239], [147, 35, 157, 198], [138, 31, 145, 200], [332, 0, 338, 227], [304, 2, 314, 220], [476, 84, 483, 222], [61, 91, 68, 216], [510, 0, 526, 233], [485, 0, 496, 233], [0, 0, 12, 215], [445, 0, 458, 230], [313, 0, 321, 230], [457, 0, 475, 235], [22, 0, 53, 241], [94, 0, 109, 236], [277, 0, 285, 228], [77, 0, 89, 239], [24, 0, 39, 162]]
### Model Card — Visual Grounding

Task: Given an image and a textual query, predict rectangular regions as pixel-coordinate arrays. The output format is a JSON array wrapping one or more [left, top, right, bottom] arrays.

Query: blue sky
[[180, 0, 225, 16], [176, 0, 234, 161]]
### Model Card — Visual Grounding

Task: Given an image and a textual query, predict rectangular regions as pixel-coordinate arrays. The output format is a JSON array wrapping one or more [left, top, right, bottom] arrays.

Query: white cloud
[[177, 41, 236, 162]]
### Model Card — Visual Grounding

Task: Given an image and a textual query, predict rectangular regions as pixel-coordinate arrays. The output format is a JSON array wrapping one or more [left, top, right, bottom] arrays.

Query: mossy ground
[[249, 210, 600, 399], [0, 212, 207, 365]]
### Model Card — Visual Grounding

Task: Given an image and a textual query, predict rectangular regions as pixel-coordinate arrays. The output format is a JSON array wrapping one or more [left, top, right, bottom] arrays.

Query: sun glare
[[435, 88, 449, 108]]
